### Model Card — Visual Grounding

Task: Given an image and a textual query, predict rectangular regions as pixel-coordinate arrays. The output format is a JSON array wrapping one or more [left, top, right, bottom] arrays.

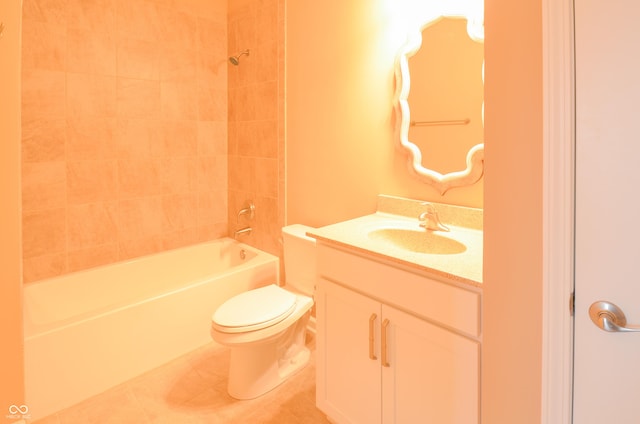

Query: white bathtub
[[23, 239, 279, 421]]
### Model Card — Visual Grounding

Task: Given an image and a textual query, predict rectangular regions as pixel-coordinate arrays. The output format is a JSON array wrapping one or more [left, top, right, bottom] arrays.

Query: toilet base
[[226, 314, 311, 399]]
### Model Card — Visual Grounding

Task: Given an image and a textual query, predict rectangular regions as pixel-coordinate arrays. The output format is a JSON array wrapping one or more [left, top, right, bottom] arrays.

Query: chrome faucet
[[418, 203, 450, 232], [234, 227, 252, 238], [237, 201, 255, 223]]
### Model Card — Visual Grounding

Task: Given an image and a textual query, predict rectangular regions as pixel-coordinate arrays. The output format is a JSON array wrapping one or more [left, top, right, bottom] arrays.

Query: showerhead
[[229, 49, 250, 65]]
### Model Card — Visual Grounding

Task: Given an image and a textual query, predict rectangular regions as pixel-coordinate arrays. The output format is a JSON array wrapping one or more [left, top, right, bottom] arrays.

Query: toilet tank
[[282, 224, 317, 296]]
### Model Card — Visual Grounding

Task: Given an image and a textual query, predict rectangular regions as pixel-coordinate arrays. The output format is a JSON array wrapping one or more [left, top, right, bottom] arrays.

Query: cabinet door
[[382, 305, 479, 424], [316, 279, 382, 424]]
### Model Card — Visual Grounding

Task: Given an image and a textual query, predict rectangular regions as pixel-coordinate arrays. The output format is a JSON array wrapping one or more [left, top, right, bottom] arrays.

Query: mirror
[[394, 11, 484, 194]]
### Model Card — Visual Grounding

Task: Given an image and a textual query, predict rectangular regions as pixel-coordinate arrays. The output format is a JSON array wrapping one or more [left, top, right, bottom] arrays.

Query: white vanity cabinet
[[315, 244, 481, 424]]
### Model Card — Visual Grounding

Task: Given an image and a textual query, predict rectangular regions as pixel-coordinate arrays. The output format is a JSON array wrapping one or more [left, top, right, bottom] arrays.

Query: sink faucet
[[418, 203, 450, 232]]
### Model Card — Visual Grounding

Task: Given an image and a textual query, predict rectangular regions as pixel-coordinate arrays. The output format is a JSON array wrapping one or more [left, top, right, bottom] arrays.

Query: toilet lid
[[212, 284, 297, 333]]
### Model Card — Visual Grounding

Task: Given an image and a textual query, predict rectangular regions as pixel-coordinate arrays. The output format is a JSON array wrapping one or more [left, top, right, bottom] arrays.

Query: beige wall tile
[[160, 46, 197, 82], [23, 0, 69, 25], [197, 121, 227, 156], [67, 0, 117, 34], [23, 208, 66, 258], [198, 190, 228, 225], [198, 88, 227, 121], [66, 27, 117, 75], [236, 120, 277, 158], [117, 77, 161, 118], [117, 0, 162, 42], [68, 244, 119, 273], [67, 116, 118, 160], [67, 73, 117, 117], [67, 160, 118, 204], [20, 0, 284, 280], [156, 120, 198, 157], [158, 9, 198, 52], [22, 252, 67, 284], [117, 158, 163, 198], [199, 156, 228, 192], [22, 69, 66, 120], [160, 157, 198, 194], [160, 81, 198, 120], [22, 161, 66, 212], [115, 118, 159, 159], [67, 202, 118, 250], [161, 193, 198, 232], [117, 38, 160, 80], [116, 197, 164, 241], [21, 118, 66, 163], [162, 228, 201, 251], [254, 158, 277, 198], [118, 235, 164, 260], [22, 20, 66, 71]]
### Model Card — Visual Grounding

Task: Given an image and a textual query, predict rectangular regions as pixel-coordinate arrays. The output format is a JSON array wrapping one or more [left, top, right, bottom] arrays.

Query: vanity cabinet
[[315, 244, 481, 424]]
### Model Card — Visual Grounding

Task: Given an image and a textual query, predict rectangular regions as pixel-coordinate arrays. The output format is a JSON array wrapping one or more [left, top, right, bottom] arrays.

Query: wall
[[287, 0, 545, 422], [21, 0, 229, 283], [286, 0, 483, 228], [227, 0, 285, 256], [483, 0, 543, 421], [0, 0, 25, 419]]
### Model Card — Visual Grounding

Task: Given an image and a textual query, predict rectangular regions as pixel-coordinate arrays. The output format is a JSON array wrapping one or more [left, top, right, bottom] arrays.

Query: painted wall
[[483, 0, 543, 420], [0, 0, 25, 420], [286, 0, 484, 228], [287, 0, 544, 422]]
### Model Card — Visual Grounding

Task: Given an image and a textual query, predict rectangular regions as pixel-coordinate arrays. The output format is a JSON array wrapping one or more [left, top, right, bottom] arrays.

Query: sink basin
[[368, 226, 467, 254]]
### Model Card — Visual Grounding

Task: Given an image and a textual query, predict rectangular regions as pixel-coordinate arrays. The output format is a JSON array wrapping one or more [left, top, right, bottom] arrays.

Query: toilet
[[210, 224, 316, 399]]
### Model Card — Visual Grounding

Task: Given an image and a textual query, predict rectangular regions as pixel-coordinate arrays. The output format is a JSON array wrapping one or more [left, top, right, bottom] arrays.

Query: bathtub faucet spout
[[234, 227, 252, 238]]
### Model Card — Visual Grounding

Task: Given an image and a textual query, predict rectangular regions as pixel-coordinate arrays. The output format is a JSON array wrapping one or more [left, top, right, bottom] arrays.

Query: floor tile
[[33, 338, 332, 424]]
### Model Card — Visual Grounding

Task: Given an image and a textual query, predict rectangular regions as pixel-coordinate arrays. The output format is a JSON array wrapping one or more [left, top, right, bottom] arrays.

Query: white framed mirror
[[393, 6, 484, 194]]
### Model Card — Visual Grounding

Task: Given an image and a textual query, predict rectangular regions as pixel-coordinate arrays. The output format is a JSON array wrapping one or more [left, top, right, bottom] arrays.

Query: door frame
[[541, 0, 574, 422]]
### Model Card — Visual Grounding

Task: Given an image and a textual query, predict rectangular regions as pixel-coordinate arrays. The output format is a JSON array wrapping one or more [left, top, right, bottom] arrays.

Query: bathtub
[[23, 239, 279, 421]]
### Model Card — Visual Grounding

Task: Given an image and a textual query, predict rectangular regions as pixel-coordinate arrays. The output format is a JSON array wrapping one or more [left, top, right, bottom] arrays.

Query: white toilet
[[210, 224, 316, 399]]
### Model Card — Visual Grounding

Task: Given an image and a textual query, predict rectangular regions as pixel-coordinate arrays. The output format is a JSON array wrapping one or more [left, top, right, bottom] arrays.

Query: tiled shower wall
[[21, 0, 231, 284], [21, 0, 284, 283], [227, 0, 285, 257]]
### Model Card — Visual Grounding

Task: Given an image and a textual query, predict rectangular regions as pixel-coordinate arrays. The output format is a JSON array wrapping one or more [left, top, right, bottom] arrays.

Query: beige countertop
[[308, 209, 483, 287]]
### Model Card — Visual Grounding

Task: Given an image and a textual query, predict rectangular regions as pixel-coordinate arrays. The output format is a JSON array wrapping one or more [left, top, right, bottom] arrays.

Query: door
[[573, 0, 640, 422]]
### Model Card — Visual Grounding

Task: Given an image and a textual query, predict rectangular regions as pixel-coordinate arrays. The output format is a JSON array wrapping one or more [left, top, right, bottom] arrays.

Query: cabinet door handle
[[381, 318, 390, 367], [369, 313, 377, 360]]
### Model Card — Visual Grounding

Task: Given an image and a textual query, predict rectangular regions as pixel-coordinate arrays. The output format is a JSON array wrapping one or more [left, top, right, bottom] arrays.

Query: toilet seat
[[212, 285, 297, 333]]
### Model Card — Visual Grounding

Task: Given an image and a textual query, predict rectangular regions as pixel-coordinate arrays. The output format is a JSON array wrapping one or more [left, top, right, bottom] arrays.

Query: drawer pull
[[369, 313, 377, 360], [381, 318, 390, 367]]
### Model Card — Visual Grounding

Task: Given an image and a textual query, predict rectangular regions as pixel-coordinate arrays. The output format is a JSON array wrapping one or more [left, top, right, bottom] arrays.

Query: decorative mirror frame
[[393, 10, 485, 195]]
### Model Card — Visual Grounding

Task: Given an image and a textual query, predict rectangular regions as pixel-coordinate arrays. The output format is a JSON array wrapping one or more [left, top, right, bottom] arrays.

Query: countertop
[[308, 211, 483, 287]]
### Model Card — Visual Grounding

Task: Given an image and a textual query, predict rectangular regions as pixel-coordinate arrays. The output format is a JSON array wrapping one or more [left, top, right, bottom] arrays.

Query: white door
[[573, 0, 640, 422]]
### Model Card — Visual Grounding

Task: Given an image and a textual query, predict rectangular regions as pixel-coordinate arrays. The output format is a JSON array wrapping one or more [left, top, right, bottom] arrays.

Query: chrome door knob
[[589, 301, 640, 333]]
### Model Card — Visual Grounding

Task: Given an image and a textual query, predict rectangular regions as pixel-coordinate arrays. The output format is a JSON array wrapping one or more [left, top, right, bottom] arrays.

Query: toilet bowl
[[210, 224, 316, 399]]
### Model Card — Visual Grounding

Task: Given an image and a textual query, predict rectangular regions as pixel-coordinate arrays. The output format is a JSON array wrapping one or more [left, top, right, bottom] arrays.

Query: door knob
[[589, 301, 640, 333]]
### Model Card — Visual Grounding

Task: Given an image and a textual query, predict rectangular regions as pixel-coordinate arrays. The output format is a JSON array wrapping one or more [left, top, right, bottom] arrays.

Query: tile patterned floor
[[33, 336, 332, 423]]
